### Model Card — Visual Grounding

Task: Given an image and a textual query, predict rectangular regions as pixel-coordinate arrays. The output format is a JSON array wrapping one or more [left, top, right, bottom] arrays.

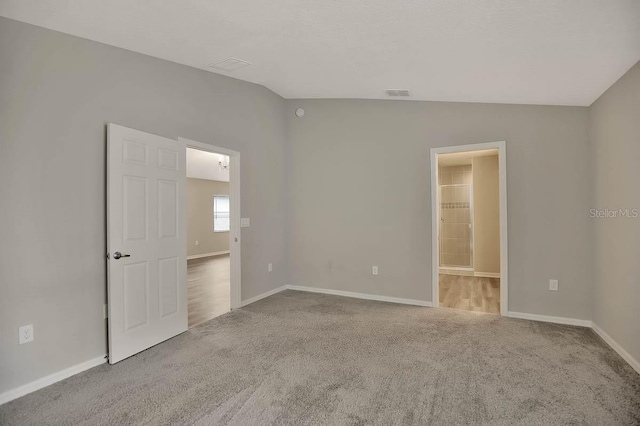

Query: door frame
[[179, 137, 242, 310], [430, 141, 508, 315]]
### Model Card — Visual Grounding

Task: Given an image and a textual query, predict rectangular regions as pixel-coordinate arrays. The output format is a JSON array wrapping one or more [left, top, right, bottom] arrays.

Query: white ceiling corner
[[1, 0, 639, 106]]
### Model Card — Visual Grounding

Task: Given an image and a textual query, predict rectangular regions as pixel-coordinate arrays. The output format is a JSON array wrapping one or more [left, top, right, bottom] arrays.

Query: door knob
[[112, 252, 130, 260]]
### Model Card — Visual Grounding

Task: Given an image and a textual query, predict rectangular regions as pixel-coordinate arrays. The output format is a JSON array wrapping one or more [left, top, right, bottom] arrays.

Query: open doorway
[[430, 142, 508, 315], [185, 147, 233, 327], [106, 125, 242, 362]]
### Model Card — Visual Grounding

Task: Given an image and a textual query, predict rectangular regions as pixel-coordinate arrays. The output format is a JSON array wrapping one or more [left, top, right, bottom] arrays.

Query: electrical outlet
[[103, 304, 108, 319], [195, 240, 199, 246], [372, 266, 379, 275], [19, 324, 34, 344], [268, 263, 273, 272], [549, 279, 559, 291]]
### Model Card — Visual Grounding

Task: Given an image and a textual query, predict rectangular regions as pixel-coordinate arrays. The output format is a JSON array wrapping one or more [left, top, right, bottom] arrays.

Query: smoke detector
[[385, 89, 410, 97], [209, 57, 252, 71]]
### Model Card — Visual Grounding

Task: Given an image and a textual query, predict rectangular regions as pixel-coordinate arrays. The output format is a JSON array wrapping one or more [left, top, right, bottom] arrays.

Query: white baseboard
[[439, 268, 474, 276], [439, 269, 500, 278], [507, 311, 592, 327], [287, 285, 433, 307], [508, 314, 640, 375], [187, 251, 229, 260], [240, 285, 288, 307], [474, 272, 501, 278], [0, 355, 107, 406], [240, 285, 433, 308], [591, 322, 640, 375]]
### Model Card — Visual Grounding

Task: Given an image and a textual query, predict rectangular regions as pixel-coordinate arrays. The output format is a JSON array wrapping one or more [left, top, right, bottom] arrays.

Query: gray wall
[[187, 178, 230, 257], [590, 61, 640, 364], [0, 18, 288, 393], [285, 99, 592, 320], [2, 15, 637, 399]]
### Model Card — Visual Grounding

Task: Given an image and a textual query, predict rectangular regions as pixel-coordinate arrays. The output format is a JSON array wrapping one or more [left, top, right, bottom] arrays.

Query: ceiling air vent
[[209, 57, 252, 71], [385, 89, 410, 97]]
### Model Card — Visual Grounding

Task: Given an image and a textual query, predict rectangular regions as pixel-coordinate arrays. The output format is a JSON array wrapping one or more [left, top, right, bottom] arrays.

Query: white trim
[[439, 268, 475, 276], [0, 355, 106, 405], [241, 285, 288, 307], [287, 285, 433, 307], [431, 141, 508, 315], [439, 269, 501, 278], [179, 138, 242, 310], [240, 285, 434, 308], [474, 272, 501, 278], [592, 322, 640, 375], [187, 250, 230, 260], [507, 311, 592, 327]]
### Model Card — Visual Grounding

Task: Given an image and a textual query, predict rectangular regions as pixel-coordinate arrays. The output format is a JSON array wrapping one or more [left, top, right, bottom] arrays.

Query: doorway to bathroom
[[430, 141, 508, 315]]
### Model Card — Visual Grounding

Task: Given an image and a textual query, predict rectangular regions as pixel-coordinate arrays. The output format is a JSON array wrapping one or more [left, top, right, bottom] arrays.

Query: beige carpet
[[1, 290, 639, 425]]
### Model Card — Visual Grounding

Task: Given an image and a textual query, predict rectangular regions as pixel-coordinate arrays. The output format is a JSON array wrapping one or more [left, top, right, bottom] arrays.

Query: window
[[213, 195, 230, 232]]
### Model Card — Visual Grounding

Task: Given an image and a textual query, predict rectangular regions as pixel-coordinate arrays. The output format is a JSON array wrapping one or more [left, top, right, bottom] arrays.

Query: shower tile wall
[[439, 165, 472, 267]]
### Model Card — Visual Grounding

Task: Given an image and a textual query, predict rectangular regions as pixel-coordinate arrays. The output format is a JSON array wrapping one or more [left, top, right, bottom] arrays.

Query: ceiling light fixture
[[218, 155, 229, 171]]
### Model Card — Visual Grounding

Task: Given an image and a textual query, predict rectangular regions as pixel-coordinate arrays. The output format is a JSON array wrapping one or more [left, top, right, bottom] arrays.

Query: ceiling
[[187, 148, 229, 182], [2, 1, 639, 106], [439, 149, 498, 167]]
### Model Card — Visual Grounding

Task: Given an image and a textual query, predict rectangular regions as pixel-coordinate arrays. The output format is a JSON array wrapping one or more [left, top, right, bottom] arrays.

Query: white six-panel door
[[107, 124, 187, 364]]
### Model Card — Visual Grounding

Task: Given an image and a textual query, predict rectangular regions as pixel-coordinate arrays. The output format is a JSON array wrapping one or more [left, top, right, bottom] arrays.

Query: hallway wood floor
[[187, 254, 230, 327], [439, 274, 500, 314]]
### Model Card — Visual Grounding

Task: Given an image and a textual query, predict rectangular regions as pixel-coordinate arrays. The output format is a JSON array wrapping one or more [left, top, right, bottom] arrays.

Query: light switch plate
[[549, 279, 559, 291], [240, 218, 250, 227], [372, 266, 379, 275]]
